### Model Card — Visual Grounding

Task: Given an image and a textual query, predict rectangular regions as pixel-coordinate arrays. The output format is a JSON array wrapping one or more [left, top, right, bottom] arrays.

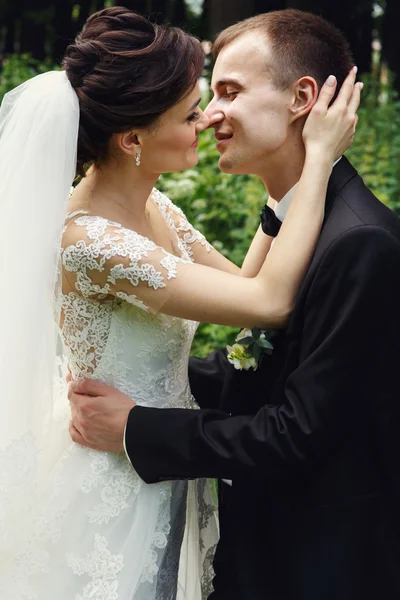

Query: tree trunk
[[254, 0, 285, 13], [52, 0, 75, 63], [381, 0, 400, 92], [2, 0, 21, 54], [74, 0, 98, 34], [286, 0, 373, 74], [208, 0, 255, 39], [121, 0, 154, 16], [169, 0, 186, 26]]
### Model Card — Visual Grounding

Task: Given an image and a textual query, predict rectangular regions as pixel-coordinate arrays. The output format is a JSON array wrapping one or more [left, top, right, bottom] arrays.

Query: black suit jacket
[[126, 158, 400, 599]]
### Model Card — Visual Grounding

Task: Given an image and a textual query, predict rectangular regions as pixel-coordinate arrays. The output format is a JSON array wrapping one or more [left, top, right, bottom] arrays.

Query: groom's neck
[[260, 147, 306, 202]]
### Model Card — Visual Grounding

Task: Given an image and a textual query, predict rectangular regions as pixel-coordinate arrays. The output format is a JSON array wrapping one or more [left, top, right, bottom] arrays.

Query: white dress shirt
[[273, 156, 342, 222]]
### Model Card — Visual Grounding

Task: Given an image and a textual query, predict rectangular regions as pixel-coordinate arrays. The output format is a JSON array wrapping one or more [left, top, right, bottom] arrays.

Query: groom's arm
[[188, 349, 230, 410], [125, 226, 400, 484]]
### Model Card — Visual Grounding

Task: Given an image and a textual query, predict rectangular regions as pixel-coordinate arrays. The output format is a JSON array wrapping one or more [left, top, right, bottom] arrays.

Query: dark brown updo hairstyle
[[63, 6, 205, 176]]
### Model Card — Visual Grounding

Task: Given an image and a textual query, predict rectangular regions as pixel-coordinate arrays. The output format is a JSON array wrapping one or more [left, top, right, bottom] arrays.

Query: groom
[[69, 9, 400, 600]]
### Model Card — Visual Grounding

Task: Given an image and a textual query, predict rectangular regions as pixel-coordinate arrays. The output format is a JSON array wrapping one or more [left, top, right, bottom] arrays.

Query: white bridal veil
[[0, 71, 79, 576]]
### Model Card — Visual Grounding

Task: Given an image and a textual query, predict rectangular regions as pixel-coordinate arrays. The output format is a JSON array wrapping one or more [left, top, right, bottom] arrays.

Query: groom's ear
[[289, 76, 319, 123]]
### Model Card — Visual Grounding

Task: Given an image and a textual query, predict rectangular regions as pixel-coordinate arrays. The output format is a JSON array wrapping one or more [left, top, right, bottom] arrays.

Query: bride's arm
[[150, 151, 333, 328], [165, 190, 276, 278], [62, 71, 359, 329], [239, 224, 273, 278], [156, 196, 272, 278]]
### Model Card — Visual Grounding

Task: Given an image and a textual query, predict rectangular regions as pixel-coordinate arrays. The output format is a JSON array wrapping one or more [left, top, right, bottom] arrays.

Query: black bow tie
[[260, 204, 282, 237]]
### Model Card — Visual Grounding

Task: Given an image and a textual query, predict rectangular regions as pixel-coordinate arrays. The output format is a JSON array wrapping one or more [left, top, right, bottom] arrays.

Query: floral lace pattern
[[152, 189, 212, 260], [67, 535, 124, 600], [81, 451, 142, 525], [141, 485, 172, 585], [62, 215, 179, 299], [9, 191, 217, 599]]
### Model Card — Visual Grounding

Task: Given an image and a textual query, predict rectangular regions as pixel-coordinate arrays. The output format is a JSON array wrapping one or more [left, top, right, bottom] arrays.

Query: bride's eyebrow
[[187, 98, 201, 112]]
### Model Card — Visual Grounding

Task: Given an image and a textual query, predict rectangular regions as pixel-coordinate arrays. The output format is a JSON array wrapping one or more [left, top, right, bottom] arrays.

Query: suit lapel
[[221, 157, 359, 415], [324, 156, 358, 223]]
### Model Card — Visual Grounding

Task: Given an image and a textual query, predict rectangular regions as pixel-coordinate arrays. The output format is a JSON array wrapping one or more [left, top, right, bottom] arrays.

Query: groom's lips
[[215, 132, 233, 151]]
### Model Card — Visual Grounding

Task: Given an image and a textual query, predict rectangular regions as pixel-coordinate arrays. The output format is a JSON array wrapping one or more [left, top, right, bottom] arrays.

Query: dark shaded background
[[0, 1, 398, 89]]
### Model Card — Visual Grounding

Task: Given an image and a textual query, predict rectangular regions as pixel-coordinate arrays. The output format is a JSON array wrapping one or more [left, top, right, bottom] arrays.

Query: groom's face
[[206, 32, 293, 176]]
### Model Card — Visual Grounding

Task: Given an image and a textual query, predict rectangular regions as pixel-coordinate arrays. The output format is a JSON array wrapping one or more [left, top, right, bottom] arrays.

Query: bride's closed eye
[[187, 111, 201, 123]]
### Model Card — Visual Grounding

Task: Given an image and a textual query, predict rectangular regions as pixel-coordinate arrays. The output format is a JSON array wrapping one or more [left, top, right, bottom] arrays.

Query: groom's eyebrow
[[214, 77, 244, 90]]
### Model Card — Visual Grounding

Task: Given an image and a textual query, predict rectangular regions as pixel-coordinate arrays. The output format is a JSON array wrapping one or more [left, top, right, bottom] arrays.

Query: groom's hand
[[68, 379, 136, 453]]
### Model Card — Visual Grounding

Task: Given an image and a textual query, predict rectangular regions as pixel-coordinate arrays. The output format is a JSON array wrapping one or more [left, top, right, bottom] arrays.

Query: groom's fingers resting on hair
[[68, 379, 136, 452]]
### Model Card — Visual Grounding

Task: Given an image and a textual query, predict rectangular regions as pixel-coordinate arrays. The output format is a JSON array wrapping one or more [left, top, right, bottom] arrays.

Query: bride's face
[[137, 83, 209, 174]]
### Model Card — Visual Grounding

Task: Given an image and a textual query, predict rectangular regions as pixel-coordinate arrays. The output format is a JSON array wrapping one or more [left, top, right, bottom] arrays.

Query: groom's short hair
[[213, 9, 354, 96]]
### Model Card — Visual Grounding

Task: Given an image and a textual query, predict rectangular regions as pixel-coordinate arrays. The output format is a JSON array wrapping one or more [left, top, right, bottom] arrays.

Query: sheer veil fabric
[[0, 72, 79, 585]]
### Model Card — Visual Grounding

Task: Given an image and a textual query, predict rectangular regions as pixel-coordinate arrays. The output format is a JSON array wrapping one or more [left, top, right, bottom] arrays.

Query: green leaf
[[257, 338, 274, 351], [252, 345, 263, 361], [252, 328, 260, 340], [238, 336, 253, 346]]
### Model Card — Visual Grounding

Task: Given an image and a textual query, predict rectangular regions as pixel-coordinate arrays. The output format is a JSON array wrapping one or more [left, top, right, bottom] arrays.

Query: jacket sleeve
[[188, 350, 230, 410], [125, 226, 400, 483]]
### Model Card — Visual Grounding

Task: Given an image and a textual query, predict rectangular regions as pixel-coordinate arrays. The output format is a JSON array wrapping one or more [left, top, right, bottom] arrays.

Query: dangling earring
[[135, 148, 141, 167]]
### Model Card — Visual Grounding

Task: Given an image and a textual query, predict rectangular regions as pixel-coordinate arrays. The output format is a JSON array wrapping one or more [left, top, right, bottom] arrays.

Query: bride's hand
[[302, 66, 362, 162]]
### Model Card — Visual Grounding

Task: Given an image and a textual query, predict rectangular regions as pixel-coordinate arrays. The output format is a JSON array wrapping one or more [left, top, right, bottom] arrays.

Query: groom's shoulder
[[324, 158, 400, 247]]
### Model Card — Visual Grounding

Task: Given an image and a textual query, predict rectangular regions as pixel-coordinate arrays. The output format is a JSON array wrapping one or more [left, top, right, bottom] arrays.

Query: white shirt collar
[[273, 157, 342, 222]]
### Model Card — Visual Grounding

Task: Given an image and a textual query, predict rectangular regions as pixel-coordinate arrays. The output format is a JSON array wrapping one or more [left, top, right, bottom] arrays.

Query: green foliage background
[[1, 56, 399, 357]]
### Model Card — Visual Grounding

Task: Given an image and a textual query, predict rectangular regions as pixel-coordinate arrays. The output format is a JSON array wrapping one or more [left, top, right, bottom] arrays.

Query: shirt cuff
[[123, 419, 133, 465]]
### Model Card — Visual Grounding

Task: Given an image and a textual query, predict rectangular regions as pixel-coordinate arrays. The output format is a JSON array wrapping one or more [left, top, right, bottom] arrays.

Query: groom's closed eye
[[225, 90, 239, 99]]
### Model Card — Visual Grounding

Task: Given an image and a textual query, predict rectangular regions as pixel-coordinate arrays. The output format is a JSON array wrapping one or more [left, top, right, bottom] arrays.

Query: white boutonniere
[[226, 328, 275, 371]]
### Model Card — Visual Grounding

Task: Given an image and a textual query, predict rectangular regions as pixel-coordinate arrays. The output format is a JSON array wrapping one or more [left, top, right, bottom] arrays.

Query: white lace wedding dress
[[8, 190, 218, 600]]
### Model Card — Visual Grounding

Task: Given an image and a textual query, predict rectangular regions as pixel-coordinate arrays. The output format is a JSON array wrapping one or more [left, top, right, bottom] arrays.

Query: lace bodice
[[60, 189, 211, 408], [3, 190, 218, 600]]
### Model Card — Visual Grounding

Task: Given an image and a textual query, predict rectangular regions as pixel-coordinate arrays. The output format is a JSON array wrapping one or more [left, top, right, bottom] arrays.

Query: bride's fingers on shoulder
[[333, 66, 358, 108]]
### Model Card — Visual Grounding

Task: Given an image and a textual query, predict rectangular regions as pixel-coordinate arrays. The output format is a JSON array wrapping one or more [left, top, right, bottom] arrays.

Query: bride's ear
[[289, 76, 319, 123], [115, 130, 142, 158]]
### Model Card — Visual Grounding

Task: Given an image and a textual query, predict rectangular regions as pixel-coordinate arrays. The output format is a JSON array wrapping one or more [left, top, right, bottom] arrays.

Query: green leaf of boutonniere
[[237, 336, 254, 346], [257, 338, 274, 351]]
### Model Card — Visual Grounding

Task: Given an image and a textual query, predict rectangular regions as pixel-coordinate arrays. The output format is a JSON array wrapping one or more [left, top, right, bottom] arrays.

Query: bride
[[0, 6, 359, 600]]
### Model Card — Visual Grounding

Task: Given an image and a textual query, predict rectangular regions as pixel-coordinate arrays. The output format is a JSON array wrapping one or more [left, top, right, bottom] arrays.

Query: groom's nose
[[204, 99, 224, 129]]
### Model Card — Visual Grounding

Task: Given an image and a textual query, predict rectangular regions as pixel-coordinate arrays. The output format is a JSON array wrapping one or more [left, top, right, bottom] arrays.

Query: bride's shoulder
[[63, 212, 120, 238], [152, 188, 186, 219], [61, 213, 139, 257]]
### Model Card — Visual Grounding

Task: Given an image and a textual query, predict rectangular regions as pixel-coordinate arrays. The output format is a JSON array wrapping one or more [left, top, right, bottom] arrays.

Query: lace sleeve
[[61, 213, 290, 329], [62, 215, 190, 314], [152, 189, 212, 261]]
